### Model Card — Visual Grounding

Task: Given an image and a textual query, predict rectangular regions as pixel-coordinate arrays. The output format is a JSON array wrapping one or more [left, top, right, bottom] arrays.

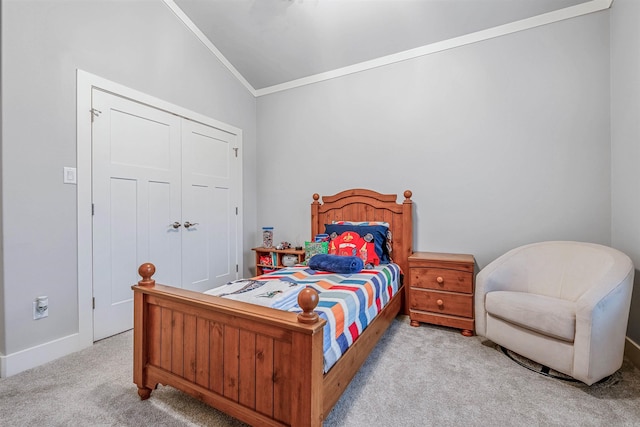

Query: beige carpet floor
[[2, 315, 640, 426]]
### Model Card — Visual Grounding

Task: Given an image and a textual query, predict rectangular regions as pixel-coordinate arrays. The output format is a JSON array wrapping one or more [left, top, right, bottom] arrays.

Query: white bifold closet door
[[91, 89, 239, 341]]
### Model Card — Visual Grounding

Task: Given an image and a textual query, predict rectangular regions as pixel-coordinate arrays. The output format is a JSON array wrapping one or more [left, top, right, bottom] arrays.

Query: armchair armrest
[[573, 268, 634, 384]]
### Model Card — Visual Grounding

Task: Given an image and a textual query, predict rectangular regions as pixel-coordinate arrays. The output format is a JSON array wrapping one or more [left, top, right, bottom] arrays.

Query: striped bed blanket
[[204, 278, 304, 310], [250, 263, 401, 373]]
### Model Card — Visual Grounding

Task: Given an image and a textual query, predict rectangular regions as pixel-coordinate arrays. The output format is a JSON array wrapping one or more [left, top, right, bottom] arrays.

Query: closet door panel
[[92, 89, 182, 341], [181, 120, 238, 291]]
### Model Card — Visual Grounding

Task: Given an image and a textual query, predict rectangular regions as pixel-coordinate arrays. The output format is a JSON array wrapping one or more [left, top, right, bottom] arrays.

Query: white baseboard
[[625, 336, 640, 369], [0, 333, 91, 378]]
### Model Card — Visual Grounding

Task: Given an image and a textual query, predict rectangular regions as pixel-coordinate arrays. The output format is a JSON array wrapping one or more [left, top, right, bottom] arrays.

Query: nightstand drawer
[[408, 310, 474, 332], [410, 268, 473, 293], [409, 289, 473, 318]]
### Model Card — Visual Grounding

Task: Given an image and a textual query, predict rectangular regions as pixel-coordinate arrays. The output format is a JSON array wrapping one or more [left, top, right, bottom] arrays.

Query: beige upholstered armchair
[[475, 241, 635, 385]]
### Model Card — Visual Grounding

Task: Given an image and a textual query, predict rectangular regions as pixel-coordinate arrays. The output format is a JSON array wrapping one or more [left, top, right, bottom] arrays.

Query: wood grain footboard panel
[[133, 281, 325, 427]]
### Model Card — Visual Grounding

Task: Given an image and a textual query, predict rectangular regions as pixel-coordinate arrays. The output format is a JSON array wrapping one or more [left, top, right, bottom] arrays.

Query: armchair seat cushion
[[486, 291, 576, 342]]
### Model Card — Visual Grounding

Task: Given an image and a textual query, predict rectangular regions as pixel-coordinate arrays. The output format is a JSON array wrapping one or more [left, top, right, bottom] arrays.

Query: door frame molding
[[76, 69, 243, 346]]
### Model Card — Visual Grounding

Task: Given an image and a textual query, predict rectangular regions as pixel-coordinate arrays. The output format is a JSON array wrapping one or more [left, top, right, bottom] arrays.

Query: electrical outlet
[[33, 296, 48, 320]]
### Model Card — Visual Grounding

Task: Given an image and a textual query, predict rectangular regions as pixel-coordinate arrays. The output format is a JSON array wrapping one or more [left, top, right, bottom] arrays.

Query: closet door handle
[[184, 221, 199, 229], [171, 221, 181, 229]]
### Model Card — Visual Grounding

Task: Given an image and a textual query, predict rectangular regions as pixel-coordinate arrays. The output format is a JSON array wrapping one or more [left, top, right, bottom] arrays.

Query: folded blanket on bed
[[308, 253, 364, 274], [204, 279, 303, 310]]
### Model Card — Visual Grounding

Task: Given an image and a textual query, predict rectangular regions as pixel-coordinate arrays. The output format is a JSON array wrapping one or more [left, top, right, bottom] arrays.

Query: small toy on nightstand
[[276, 241, 291, 250]]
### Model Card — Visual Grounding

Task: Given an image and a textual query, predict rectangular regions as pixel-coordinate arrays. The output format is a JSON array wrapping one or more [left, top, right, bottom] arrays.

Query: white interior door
[[92, 89, 182, 341], [181, 120, 239, 291]]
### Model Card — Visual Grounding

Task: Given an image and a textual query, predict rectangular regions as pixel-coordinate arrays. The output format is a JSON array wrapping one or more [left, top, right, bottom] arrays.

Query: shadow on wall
[[627, 270, 640, 343]]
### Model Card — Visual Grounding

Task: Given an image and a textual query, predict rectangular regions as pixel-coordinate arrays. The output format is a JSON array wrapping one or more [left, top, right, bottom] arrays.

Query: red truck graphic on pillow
[[328, 231, 380, 267]]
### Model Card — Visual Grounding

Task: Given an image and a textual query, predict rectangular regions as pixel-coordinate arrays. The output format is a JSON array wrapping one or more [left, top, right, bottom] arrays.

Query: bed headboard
[[311, 189, 413, 275]]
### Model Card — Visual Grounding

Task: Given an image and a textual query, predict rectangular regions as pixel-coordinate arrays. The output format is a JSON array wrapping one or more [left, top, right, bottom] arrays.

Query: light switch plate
[[63, 167, 77, 184]]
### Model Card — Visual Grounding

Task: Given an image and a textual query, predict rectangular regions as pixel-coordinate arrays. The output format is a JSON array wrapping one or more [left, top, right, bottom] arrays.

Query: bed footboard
[[132, 263, 326, 427]]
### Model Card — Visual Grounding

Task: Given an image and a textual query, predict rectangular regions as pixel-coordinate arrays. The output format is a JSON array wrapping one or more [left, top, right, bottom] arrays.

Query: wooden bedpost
[[137, 263, 156, 287], [401, 190, 413, 315], [133, 263, 156, 400], [297, 286, 320, 324], [402, 190, 413, 262], [311, 193, 321, 239]]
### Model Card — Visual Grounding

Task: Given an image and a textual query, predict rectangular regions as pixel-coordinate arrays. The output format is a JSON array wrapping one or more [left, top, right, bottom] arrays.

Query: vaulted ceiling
[[169, 0, 599, 94]]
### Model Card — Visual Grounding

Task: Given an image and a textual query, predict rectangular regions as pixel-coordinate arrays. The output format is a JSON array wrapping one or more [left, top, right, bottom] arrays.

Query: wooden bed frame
[[132, 189, 413, 426]]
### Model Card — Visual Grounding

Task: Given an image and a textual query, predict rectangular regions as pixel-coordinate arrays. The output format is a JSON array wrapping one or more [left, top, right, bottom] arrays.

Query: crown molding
[[165, 0, 612, 98], [162, 0, 257, 97]]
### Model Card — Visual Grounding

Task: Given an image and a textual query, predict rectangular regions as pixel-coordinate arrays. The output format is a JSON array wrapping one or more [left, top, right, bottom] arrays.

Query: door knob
[[184, 221, 199, 229], [171, 221, 181, 229]]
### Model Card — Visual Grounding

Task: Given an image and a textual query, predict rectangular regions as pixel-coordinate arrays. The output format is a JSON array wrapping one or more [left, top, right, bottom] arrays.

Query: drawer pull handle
[[436, 299, 444, 307], [436, 276, 444, 284]]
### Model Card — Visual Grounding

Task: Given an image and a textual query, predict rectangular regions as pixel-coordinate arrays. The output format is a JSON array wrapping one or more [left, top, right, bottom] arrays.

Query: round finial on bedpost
[[312, 193, 320, 202], [138, 263, 156, 287], [297, 286, 320, 324], [404, 190, 412, 200]]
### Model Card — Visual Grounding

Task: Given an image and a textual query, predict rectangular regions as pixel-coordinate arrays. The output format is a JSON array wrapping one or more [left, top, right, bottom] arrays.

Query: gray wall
[[611, 0, 640, 344], [0, 2, 4, 356], [1, 0, 257, 356], [257, 11, 611, 270]]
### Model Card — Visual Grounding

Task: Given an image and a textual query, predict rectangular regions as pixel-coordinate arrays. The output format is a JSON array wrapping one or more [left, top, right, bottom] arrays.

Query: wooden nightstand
[[252, 247, 305, 276], [407, 252, 475, 336]]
